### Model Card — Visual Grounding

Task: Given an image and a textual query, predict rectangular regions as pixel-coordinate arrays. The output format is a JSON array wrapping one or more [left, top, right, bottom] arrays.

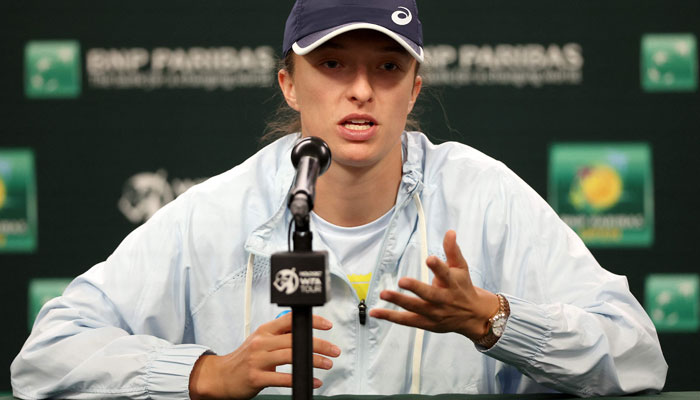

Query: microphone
[[288, 137, 332, 224], [273, 137, 332, 400]]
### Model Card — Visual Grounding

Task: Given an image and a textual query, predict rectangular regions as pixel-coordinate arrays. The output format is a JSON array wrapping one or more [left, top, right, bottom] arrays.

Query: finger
[[313, 353, 334, 370], [397, 278, 449, 304], [312, 314, 333, 331], [267, 313, 332, 335], [261, 333, 292, 351], [263, 349, 335, 370], [369, 308, 436, 330], [425, 255, 452, 287], [262, 333, 340, 358], [313, 336, 341, 358], [266, 312, 293, 335], [379, 289, 433, 316], [443, 230, 469, 271], [256, 371, 323, 389]]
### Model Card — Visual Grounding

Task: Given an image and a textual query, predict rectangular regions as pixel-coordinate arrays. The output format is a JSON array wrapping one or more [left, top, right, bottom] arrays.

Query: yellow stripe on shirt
[[347, 273, 372, 300]]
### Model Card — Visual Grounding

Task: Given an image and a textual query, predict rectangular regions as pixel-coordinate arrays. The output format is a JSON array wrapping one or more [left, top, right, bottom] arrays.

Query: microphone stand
[[291, 215, 313, 400], [271, 206, 329, 400], [271, 136, 331, 400]]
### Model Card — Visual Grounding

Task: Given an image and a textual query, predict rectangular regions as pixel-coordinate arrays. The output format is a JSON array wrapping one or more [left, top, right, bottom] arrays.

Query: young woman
[[12, 1, 666, 399]]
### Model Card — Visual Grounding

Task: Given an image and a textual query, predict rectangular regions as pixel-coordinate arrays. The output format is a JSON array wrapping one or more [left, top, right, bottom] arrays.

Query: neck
[[314, 146, 402, 227]]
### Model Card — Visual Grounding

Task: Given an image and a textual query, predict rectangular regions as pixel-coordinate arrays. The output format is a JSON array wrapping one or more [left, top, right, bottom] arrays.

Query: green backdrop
[[1, 0, 698, 392]]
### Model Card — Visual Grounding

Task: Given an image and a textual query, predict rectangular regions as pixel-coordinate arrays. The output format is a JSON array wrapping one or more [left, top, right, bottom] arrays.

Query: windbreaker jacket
[[12, 132, 667, 399]]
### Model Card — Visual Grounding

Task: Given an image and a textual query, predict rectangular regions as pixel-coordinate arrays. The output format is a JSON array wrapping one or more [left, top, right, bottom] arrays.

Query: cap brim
[[292, 22, 424, 63]]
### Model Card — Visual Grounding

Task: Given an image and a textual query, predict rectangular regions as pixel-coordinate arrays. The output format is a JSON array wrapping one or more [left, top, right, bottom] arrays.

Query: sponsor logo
[[0, 176, 5, 249], [645, 274, 699, 332], [118, 169, 205, 224], [274, 268, 300, 294], [0, 149, 38, 252], [24, 40, 81, 98], [423, 43, 583, 87], [569, 165, 623, 212], [28, 278, 72, 331], [392, 7, 412, 26], [549, 143, 653, 247], [273, 268, 324, 295], [642, 34, 697, 92], [0, 175, 6, 209], [297, 270, 324, 294], [86, 46, 276, 90]]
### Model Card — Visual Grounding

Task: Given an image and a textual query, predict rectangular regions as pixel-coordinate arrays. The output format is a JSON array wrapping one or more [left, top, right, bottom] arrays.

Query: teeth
[[344, 123, 370, 131], [342, 119, 375, 131]]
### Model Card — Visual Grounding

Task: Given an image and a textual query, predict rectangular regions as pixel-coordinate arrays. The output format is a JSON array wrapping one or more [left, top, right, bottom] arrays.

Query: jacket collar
[[245, 132, 426, 258]]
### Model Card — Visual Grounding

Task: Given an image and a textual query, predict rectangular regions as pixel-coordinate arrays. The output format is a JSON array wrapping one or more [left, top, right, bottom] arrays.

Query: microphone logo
[[273, 268, 300, 294]]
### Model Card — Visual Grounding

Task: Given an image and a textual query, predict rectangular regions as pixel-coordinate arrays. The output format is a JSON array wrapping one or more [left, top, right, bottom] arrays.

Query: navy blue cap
[[283, 0, 424, 62]]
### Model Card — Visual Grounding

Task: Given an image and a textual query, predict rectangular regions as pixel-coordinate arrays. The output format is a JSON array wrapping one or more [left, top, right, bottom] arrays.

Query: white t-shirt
[[311, 208, 394, 300]]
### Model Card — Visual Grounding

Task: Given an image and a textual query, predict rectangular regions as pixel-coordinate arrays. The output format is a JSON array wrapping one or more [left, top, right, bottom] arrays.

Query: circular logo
[[391, 6, 412, 26], [569, 164, 623, 211], [117, 169, 174, 224], [273, 268, 299, 295]]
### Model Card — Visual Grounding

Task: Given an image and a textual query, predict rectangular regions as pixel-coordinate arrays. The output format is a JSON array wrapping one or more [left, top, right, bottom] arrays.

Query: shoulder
[[409, 131, 557, 232], [407, 131, 519, 194]]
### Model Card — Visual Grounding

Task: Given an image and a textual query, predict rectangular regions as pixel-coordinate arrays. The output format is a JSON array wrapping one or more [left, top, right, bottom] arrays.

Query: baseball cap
[[283, 0, 424, 63]]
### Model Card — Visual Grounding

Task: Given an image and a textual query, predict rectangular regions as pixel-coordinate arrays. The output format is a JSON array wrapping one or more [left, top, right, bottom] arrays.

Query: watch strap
[[474, 294, 510, 348]]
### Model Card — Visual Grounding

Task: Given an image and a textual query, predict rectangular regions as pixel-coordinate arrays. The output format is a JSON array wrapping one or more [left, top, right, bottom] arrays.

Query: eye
[[322, 60, 341, 69], [380, 62, 400, 71]]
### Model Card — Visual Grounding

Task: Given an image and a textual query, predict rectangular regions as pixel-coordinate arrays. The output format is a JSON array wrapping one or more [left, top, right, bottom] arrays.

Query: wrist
[[474, 293, 510, 349], [189, 354, 219, 400], [478, 292, 501, 335], [458, 290, 500, 340]]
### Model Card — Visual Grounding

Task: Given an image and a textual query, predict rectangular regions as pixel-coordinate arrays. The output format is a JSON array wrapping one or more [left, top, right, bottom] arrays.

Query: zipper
[[358, 299, 367, 325], [356, 192, 414, 393]]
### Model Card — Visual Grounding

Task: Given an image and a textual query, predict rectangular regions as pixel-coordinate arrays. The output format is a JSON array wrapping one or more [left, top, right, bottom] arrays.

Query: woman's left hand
[[369, 230, 500, 342]]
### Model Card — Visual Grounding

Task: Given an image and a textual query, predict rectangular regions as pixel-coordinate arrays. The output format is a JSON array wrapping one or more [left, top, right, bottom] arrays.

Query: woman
[[12, 1, 666, 399]]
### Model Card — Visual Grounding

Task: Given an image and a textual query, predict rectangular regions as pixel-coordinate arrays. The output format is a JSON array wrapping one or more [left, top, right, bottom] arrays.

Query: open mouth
[[341, 119, 376, 131]]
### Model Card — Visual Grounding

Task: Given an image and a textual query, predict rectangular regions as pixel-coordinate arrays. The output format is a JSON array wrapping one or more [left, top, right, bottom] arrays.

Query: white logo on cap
[[391, 6, 412, 26]]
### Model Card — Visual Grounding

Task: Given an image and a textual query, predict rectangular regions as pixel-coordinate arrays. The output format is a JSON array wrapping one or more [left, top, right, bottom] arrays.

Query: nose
[[347, 66, 373, 104]]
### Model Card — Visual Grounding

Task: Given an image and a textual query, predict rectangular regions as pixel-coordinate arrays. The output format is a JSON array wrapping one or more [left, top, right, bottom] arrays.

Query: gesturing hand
[[189, 312, 340, 400], [369, 230, 500, 342]]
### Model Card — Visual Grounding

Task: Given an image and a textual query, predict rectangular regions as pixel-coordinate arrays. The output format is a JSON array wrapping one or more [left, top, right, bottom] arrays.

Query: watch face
[[492, 316, 507, 337]]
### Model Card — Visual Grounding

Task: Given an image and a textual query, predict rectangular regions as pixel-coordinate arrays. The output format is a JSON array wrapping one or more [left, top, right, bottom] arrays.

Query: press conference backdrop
[[1, 0, 698, 393]]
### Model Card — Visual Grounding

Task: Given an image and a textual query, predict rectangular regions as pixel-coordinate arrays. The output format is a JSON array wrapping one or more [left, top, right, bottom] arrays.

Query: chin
[[333, 152, 381, 169], [335, 158, 375, 169], [334, 141, 401, 168]]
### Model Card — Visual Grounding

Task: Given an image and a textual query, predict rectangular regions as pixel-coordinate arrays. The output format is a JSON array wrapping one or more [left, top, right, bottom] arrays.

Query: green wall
[[1, 0, 698, 392]]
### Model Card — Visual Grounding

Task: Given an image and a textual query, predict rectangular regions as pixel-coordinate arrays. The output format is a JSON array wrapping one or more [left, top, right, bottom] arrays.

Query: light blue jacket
[[12, 132, 667, 399]]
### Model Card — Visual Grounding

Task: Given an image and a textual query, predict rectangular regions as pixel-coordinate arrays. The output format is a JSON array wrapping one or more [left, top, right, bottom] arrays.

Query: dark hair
[[261, 52, 423, 145]]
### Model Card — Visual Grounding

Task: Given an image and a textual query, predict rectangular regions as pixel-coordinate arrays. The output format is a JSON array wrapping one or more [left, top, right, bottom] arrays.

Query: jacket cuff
[[477, 294, 550, 370], [146, 344, 213, 400]]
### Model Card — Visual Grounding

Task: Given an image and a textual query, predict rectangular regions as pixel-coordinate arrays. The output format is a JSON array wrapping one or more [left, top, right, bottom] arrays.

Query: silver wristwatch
[[474, 294, 510, 348]]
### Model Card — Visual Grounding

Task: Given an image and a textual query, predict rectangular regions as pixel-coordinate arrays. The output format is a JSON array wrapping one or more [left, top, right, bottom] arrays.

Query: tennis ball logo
[[569, 164, 623, 211], [0, 177, 6, 209]]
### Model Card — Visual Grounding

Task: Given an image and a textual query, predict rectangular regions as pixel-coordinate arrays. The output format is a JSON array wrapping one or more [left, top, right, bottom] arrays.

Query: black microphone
[[288, 137, 332, 224]]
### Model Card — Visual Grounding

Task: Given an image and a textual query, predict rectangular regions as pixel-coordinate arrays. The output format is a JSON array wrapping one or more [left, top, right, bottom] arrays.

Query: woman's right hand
[[188, 312, 339, 399]]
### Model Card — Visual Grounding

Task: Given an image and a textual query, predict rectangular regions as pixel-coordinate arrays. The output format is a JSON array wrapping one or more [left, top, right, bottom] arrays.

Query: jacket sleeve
[[478, 166, 667, 397], [10, 195, 211, 400]]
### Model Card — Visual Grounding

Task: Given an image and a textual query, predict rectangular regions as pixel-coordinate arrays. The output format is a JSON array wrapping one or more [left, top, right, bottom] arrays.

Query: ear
[[407, 74, 423, 114], [278, 68, 300, 111]]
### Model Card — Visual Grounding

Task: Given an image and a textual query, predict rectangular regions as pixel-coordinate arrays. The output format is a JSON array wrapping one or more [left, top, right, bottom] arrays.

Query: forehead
[[314, 29, 409, 55]]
